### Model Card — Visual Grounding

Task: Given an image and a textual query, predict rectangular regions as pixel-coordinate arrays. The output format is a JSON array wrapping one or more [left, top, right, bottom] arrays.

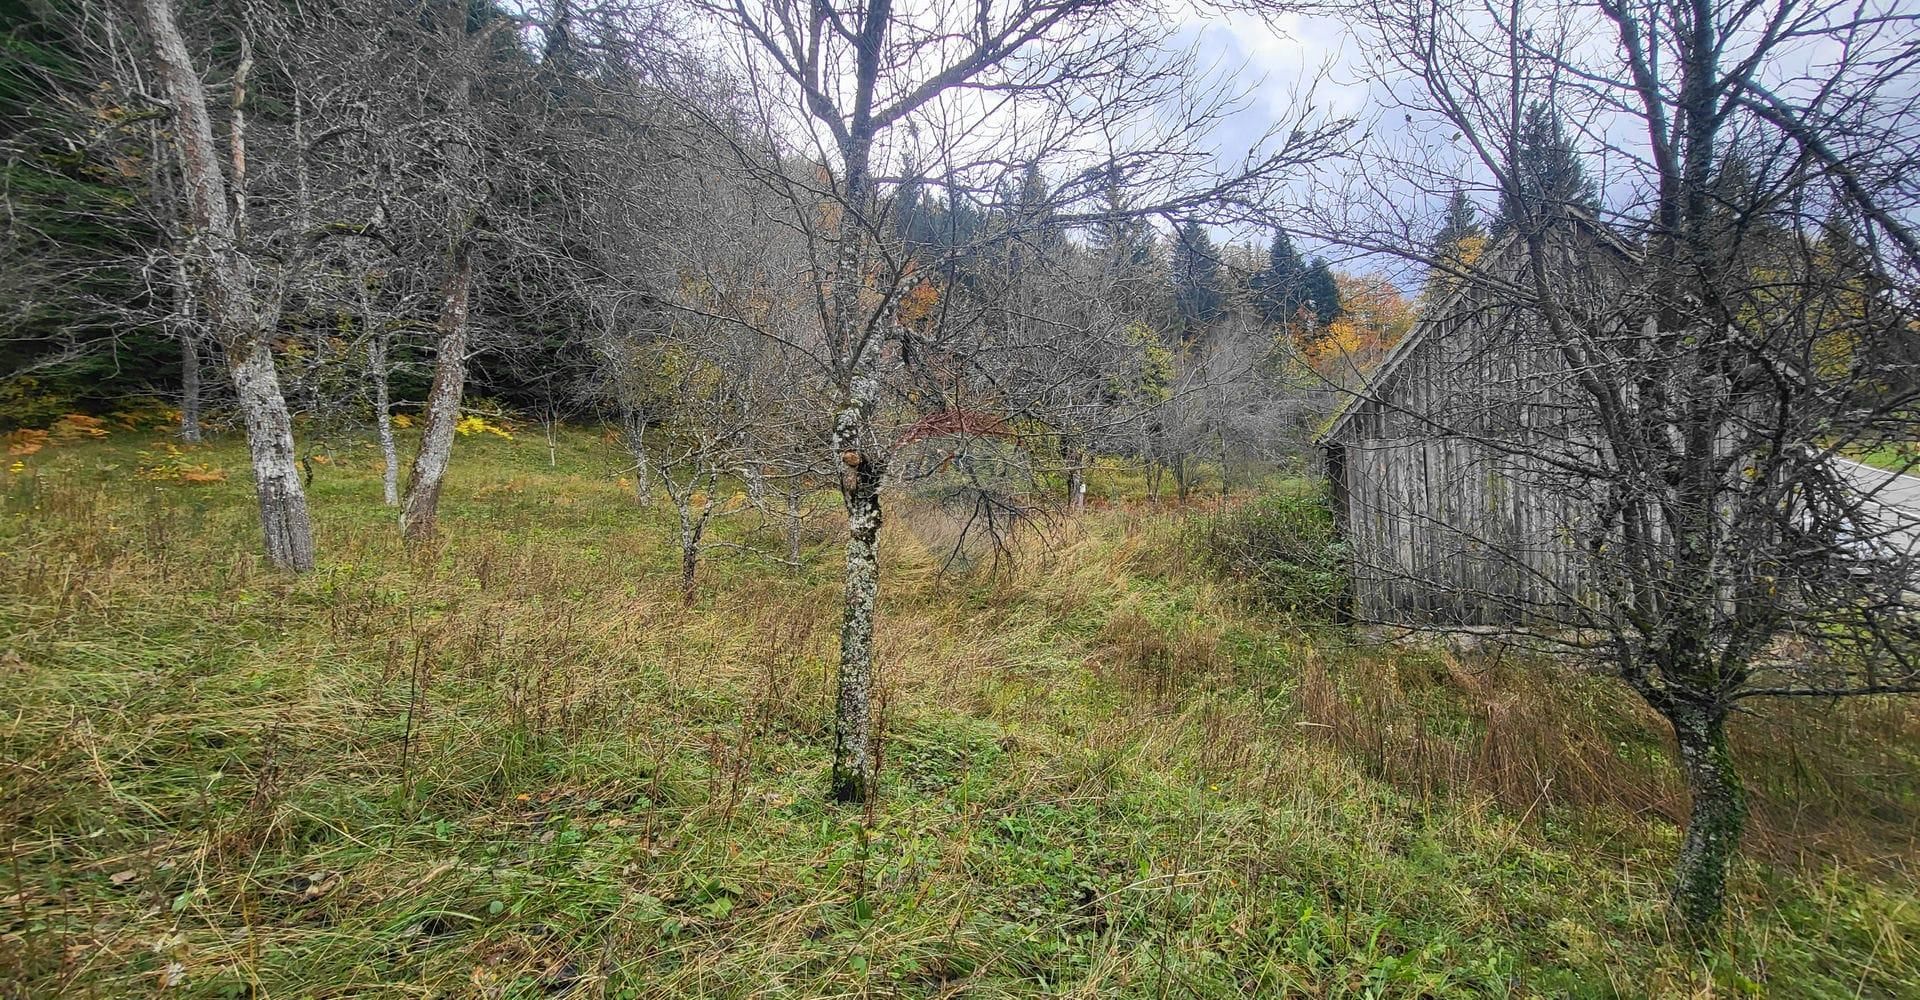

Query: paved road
[[1830, 457, 1920, 555]]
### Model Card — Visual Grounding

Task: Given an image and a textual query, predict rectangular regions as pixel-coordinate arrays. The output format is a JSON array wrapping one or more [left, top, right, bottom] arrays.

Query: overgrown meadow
[[2, 424, 1916, 998]]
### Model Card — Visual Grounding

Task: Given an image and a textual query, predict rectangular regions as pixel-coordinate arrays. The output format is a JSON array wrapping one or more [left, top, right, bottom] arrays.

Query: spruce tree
[[1088, 159, 1152, 270], [1302, 257, 1341, 327], [1491, 101, 1599, 235], [1433, 190, 1484, 259], [1171, 217, 1223, 334], [1251, 227, 1306, 325]]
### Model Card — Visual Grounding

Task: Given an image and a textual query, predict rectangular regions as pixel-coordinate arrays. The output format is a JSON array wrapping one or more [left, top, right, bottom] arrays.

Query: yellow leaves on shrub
[[391, 412, 414, 429], [897, 279, 941, 327], [138, 442, 226, 484], [455, 415, 513, 440], [6, 429, 48, 457]]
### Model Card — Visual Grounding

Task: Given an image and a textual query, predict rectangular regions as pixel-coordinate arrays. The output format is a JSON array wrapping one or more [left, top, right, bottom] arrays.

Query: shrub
[[1188, 486, 1347, 620], [0, 377, 77, 431]]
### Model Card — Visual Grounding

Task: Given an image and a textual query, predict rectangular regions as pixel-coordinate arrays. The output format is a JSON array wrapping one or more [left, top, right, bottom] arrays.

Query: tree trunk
[[785, 488, 804, 571], [173, 252, 202, 443], [826, 106, 884, 803], [1066, 447, 1087, 512], [1216, 429, 1230, 498], [745, 463, 768, 507], [399, 16, 475, 540], [543, 405, 557, 467], [1668, 707, 1747, 931], [230, 336, 315, 571], [679, 519, 701, 607], [179, 329, 203, 443], [399, 246, 472, 539], [368, 327, 398, 506], [831, 432, 882, 803], [625, 409, 651, 505], [139, 0, 310, 570]]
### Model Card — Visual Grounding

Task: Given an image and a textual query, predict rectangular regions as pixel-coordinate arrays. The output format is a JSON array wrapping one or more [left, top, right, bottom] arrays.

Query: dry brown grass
[[1291, 645, 1920, 873], [3, 434, 1917, 996]]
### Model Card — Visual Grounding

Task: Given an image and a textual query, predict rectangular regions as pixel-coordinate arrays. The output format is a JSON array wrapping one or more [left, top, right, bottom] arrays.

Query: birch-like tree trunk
[[171, 255, 202, 442], [363, 285, 398, 505], [178, 333, 202, 443], [400, 244, 471, 538], [624, 406, 651, 504], [139, 0, 313, 571], [398, 18, 476, 540], [1065, 444, 1088, 512], [231, 335, 315, 569]]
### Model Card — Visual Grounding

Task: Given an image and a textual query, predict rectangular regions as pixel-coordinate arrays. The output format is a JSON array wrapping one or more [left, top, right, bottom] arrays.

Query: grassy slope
[[1842, 442, 1920, 476], [0, 428, 1916, 998]]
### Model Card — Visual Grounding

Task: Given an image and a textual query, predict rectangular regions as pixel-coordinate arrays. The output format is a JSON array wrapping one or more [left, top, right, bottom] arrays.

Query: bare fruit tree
[[136, 0, 315, 570], [702, 0, 1348, 802], [1325, 0, 1920, 929]]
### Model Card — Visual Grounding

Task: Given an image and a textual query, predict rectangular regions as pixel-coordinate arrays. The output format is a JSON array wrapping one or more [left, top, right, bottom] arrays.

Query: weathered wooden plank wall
[[1325, 230, 1628, 625]]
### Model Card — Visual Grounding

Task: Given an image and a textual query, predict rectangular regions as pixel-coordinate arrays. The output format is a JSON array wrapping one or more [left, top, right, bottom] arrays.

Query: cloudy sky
[[1171, 8, 1437, 281]]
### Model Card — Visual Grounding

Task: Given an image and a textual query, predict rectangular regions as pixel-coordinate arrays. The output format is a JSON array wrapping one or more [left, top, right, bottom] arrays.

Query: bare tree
[[703, 0, 1348, 802], [1325, 0, 1920, 928], [396, 8, 492, 540], [136, 0, 315, 570]]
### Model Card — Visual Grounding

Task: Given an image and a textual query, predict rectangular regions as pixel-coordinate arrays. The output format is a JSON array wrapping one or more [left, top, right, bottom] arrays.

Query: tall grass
[[0, 428, 1915, 997]]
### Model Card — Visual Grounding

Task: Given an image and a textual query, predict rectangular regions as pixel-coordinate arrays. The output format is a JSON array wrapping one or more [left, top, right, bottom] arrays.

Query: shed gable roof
[[1318, 211, 1637, 446]]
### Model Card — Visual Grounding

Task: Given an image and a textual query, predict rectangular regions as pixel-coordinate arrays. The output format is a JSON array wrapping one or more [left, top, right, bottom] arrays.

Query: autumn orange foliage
[[1297, 274, 1414, 379]]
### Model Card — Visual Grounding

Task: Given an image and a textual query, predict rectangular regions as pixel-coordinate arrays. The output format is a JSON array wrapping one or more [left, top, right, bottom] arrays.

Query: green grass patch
[[0, 427, 1916, 997]]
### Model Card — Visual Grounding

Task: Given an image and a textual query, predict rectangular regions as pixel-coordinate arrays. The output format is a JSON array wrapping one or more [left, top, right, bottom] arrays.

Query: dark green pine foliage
[[1087, 159, 1153, 271], [0, 0, 171, 424], [1251, 228, 1306, 325], [972, 161, 1063, 287], [1302, 257, 1341, 327], [895, 166, 986, 282], [1432, 190, 1483, 258], [469, 0, 603, 407], [1491, 101, 1600, 236], [1170, 217, 1223, 337]]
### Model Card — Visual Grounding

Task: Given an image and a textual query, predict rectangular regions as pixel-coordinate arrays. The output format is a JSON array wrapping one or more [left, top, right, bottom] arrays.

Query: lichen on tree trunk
[[230, 336, 314, 572], [399, 247, 472, 539], [831, 403, 883, 803], [678, 516, 703, 607], [1668, 707, 1747, 931]]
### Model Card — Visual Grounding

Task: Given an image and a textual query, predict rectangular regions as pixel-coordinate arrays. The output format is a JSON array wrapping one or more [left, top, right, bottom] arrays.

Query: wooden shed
[[1320, 218, 1636, 624]]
